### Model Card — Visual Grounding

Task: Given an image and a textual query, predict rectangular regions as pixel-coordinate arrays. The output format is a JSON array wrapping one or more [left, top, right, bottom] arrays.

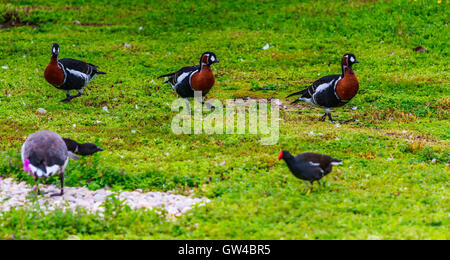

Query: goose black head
[[76, 143, 103, 155], [63, 138, 103, 156], [51, 43, 60, 58], [200, 52, 219, 66], [342, 53, 359, 67]]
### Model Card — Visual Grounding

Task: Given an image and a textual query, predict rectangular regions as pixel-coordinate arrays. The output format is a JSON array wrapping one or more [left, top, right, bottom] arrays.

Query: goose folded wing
[[308, 74, 341, 95], [59, 58, 97, 75], [171, 65, 200, 85]]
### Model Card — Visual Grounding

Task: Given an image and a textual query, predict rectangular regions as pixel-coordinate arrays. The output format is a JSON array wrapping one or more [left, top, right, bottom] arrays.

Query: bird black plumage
[[279, 150, 342, 193], [63, 138, 103, 156]]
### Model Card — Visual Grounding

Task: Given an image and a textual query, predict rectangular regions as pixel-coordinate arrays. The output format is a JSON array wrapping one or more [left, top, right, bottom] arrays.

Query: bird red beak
[[278, 151, 283, 161]]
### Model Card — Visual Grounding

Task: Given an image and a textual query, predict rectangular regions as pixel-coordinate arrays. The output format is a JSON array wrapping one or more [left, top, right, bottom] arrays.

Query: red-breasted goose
[[158, 52, 219, 110], [288, 53, 359, 123], [44, 43, 106, 102]]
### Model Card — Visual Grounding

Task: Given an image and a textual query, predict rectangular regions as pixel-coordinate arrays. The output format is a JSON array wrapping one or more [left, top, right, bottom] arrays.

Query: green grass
[[0, 0, 449, 239]]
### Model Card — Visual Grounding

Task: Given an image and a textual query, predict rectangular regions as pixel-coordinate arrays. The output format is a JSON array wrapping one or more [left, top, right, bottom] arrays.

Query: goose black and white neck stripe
[[44, 43, 106, 102], [22, 130, 79, 196]]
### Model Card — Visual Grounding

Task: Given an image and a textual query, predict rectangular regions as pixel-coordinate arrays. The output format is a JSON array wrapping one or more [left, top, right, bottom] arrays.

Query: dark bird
[[63, 138, 103, 156], [288, 53, 359, 123], [278, 150, 342, 193], [158, 52, 219, 111], [21, 130, 80, 196], [44, 43, 106, 102]]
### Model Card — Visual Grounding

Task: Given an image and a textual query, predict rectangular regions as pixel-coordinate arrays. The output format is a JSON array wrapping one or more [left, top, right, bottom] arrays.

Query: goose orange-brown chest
[[191, 64, 215, 95], [336, 56, 359, 101], [44, 57, 65, 87]]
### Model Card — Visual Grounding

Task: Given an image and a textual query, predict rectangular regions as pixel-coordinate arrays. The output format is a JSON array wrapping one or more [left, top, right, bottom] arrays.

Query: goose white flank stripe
[[315, 82, 332, 94], [175, 72, 192, 88], [66, 68, 92, 85]]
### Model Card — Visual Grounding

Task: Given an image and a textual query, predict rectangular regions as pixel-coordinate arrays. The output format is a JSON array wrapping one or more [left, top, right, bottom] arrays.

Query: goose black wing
[[59, 58, 99, 89], [287, 74, 341, 100], [166, 65, 200, 85], [164, 65, 200, 98], [59, 58, 98, 75], [304, 74, 341, 98]]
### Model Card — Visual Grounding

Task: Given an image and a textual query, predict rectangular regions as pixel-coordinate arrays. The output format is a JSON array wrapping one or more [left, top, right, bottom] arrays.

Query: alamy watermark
[[171, 91, 280, 145]]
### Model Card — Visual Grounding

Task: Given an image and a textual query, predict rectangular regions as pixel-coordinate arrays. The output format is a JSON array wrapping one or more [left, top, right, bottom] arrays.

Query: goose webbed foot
[[320, 113, 327, 121], [32, 178, 43, 196], [61, 92, 82, 102], [50, 191, 64, 197], [201, 96, 216, 110], [320, 109, 335, 123], [327, 113, 335, 123], [320, 112, 335, 123], [33, 186, 49, 196], [50, 174, 64, 197], [204, 102, 216, 110]]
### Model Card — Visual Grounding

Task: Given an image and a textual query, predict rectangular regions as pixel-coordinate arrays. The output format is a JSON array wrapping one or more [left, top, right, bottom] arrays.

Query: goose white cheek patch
[[350, 57, 355, 63]]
